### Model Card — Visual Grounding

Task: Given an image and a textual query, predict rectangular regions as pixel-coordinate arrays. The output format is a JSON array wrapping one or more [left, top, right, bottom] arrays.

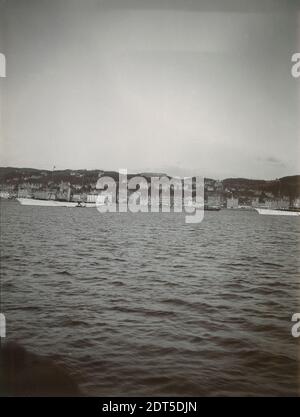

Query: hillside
[[1, 167, 300, 198]]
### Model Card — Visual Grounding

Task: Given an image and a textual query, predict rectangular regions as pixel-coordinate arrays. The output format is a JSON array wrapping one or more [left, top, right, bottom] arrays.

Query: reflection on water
[[1, 200, 300, 395]]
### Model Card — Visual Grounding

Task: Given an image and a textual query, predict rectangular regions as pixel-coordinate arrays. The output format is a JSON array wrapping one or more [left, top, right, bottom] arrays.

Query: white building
[[87, 193, 98, 203], [227, 197, 239, 209], [0, 191, 10, 199], [292, 197, 300, 208], [208, 195, 221, 207]]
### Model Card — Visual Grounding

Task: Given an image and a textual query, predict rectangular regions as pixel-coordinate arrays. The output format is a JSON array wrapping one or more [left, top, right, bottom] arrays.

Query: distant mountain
[[0, 167, 169, 185], [0, 167, 299, 197], [223, 175, 300, 197], [0, 167, 103, 187]]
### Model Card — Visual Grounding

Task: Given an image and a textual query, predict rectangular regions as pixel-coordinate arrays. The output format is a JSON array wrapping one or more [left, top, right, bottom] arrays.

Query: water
[[1, 200, 300, 396]]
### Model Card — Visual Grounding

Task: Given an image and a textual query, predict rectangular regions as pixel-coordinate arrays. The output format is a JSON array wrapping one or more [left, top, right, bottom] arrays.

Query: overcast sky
[[0, 0, 299, 179]]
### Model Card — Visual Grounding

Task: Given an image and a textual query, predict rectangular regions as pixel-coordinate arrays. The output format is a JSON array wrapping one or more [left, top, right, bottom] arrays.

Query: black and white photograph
[[0, 0, 300, 401]]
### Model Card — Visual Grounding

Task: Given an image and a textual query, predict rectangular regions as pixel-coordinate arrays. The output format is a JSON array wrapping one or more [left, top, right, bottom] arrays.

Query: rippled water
[[1, 200, 300, 396]]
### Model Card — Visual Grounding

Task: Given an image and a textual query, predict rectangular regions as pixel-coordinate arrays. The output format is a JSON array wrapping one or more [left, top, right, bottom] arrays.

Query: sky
[[0, 0, 299, 179]]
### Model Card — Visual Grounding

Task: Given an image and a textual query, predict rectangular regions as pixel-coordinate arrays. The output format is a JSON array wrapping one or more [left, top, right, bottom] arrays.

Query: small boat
[[255, 208, 300, 216], [75, 201, 86, 208], [204, 206, 221, 211]]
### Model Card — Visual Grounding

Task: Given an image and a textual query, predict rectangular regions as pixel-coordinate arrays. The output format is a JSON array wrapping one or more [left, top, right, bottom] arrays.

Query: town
[[0, 167, 300, 210]]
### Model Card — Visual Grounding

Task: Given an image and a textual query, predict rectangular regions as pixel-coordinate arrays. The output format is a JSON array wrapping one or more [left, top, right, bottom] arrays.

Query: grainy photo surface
[[0, 0, 300, 398]]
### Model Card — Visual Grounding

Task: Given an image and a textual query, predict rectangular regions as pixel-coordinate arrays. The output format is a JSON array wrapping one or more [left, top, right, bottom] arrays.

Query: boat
[[75, 201, 86, 208], [255, 181, 300, 216], [17, 198, 96, 208], [204, 206, 221, 211], [255, 208, 300, 216], [184, 201, 220, 211]]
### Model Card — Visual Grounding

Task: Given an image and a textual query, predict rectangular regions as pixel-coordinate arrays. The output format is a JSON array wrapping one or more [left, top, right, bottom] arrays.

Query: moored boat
[[204, 206, 221, 211], [255, 208, 300, 216], [17, 198, 96, 208]]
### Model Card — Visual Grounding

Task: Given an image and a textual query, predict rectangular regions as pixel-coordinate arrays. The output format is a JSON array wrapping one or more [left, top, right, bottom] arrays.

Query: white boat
[[17, 198, 96, 208], [255, 208, 300, 216]]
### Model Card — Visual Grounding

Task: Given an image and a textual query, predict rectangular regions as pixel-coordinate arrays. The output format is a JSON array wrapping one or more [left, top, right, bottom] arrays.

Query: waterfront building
[[227, 197, 239, 209]]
